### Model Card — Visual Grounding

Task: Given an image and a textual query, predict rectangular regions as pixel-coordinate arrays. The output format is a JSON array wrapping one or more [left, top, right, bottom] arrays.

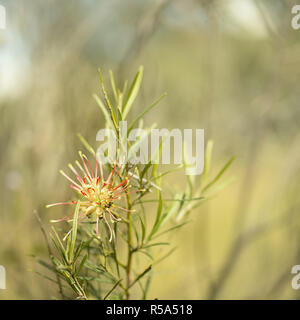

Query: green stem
[[71, 274, 87, 300], [125, 192, 133, 300]]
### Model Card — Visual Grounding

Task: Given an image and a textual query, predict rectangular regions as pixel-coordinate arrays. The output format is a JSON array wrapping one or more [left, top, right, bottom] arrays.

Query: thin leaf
[[201, 140, 214, 183], [128, 93, 167, 133], [141, 162, 152, 181], [129, 265, 152, 289], [147, 189, 163, 241], [202, 156, 236, 193], [76, 254, 88, 276], [109, 69, 118, 103], [153, 247, 177, 265], [142, 273, 152, 300], [142, 242, 170, 249], [93, 94, 115, 129], [68, 201, 80, 262], [73, 241, 84, 262], [103, 279, 122, 300], [139, 250, 154, 261], [141, 197, 204, 203], [123, 66, 144, 119], [202, 176, 236, 197], [77, 133, 95, 155], [137, 213, 146, 245], [98, 68, 118, 130], [35, 271, 62, 285], [153, 221, 189, 239], [151, 164, 183, 181], [50, 227, 68, 264], [36, 259, 56, 273]]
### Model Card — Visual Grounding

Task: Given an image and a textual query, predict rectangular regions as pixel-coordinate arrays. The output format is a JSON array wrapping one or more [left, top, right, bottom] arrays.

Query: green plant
[[37, 66, 234, 300]]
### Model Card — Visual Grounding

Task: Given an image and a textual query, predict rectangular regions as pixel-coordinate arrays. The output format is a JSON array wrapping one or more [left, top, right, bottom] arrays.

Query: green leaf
[[50, 227, 68, 264], [147, 189, 163, 241], [77, 133, 95, 156], [85, 261, 106, 274], [122, 80, 128, 96], [141, 161, 152, 181], [73, 241, 84, 262], [36, 259, 57, 273], [112, 225, 121, 278], [84, 260, 116, 283], [153, 221, 189, 239], [122, 66, 144, 119], [35, 271, 62, 285], [139, 250, 154, 261], [82, 236, 95, 249], [128, 125, 155, 164], [202, 176, 236, 197], [103, 279, 122, 300], [117, 106, 123, 122], [129, 265, 152, 289], [109, 69, 118, 103], [67, 201, 80, 263], [202, 156, 236, 193], [132, 217, 140, 246], [153, 247, 177, 265], [51, 256, 63, 268], [142, 273, 152, 300], [128, 93, 167, 133], [51, 227, 65, 252], [142, 242, 170, 249], [137, 213, 146, 245], [98, 68, 118, 130], [150, 133, 169, 179], [151, 164, 183, 181], [93, 94, 115, 129], [140, 197, 204, 203], [202, 140, 214, 183], [76, 254, 88, 275]]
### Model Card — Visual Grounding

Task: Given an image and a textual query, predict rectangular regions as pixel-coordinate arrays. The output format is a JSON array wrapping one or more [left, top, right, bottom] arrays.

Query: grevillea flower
[[46, 151, 133, 241]]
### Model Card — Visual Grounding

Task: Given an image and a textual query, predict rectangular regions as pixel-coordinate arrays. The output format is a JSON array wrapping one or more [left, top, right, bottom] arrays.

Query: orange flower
[[47, 152, 133, 241]]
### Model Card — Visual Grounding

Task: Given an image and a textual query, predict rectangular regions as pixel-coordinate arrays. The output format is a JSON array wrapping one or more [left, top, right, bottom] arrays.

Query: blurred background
[[1, 0, 300, 299]]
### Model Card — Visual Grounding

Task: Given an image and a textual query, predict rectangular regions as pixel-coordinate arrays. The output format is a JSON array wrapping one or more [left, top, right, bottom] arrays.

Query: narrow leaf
[[128, 93, 167, 133], [129, 265, 152, 289], [103, 279, 122, 300], [123, 66, 144, 119], [202, 156, 235, 193], [77, 133, 95, 156], [109, 69, 118, 103], [68, 201, 80, 262], [93, 94, 115, 129]]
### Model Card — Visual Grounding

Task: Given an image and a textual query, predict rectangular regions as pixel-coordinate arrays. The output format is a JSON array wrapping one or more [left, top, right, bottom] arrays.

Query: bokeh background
[[1, 0, 300, 299]]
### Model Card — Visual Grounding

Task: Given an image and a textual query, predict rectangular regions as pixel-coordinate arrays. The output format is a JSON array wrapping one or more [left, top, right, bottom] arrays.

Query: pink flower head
[[47, 152, 133, 241]]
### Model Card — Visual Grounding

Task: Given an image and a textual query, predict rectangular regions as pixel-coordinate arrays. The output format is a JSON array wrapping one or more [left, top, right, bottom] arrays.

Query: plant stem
[[34, 211, 66, 299], [74, 275, 88, 300], [125, 192, 133, 299]]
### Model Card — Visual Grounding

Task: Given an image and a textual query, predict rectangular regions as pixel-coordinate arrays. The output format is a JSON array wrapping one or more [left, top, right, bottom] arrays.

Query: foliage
[[37, 66, 233, 300]]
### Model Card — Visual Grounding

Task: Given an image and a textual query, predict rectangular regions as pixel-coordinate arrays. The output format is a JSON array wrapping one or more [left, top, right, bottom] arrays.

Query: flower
[[46, 151, 132, 241]]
